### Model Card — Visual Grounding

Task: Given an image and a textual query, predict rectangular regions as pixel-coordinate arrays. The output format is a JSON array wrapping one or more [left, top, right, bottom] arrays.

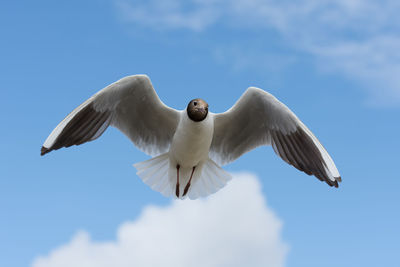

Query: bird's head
[[187, 98, 209, 122]]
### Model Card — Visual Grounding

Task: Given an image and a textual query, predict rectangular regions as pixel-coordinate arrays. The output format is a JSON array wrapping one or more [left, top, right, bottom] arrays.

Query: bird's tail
[[133, 154, 232, 200], [133, 153, 172, 197], [180, 158, 232, 200]]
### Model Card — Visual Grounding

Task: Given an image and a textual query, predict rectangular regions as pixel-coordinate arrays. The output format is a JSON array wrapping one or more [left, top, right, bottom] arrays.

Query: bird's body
[[41, 74, 341, 199], [170, 110, 214, 169], [134, 101, 230, 199]]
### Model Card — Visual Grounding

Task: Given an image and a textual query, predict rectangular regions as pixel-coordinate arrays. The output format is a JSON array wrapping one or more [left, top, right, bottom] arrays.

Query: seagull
[[41, 75, 341, 199]]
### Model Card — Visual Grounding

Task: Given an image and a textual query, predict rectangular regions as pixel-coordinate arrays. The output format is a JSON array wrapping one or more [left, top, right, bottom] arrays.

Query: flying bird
[[41, 75, 341, 199]]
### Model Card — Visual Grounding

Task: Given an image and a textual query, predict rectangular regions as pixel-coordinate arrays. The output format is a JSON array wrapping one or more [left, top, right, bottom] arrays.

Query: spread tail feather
[[133, 153, 173, 197], [185, 159, 232, 200], [133, 155, 232, 200]]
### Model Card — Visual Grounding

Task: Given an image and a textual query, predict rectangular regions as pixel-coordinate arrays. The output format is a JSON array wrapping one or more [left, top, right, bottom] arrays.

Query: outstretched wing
[[41, 75, 180, 156], [210, 87, 341, 187]]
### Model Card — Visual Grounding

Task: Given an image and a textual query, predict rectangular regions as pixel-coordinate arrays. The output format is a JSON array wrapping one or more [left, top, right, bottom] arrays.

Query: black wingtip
[[332, 176, 342, 188], [40, 146, 50, 156]]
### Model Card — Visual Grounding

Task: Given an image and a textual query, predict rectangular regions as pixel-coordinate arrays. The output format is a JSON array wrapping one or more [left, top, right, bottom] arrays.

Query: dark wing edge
[[40, 74, 180, 157], [41, 100, 112, 156], [271, 126, 341, 187], [210, 87, 341, 187]]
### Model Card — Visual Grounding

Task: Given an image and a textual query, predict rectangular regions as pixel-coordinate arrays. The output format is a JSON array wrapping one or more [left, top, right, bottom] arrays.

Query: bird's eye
[[193, 101, 197, 106]]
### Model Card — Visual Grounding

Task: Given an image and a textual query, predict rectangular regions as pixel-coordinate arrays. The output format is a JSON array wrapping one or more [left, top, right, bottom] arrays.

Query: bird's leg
[[175, 164, 180, 198], [183, 166, 196, 197]]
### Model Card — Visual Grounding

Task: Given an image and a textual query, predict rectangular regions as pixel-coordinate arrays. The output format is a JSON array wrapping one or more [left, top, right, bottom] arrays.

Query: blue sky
[[1, 0, 400, 266]]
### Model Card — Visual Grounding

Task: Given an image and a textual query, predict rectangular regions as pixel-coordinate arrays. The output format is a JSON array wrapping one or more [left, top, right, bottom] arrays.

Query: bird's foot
[[175, 164, 180, 198], [175, 183, 180, 198], [182, 166, 196, 197], [183, 183, 190, 197]]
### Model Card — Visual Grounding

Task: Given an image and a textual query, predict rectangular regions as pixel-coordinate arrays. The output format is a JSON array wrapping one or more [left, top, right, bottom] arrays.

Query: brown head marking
[[187, 98, 209, 122]]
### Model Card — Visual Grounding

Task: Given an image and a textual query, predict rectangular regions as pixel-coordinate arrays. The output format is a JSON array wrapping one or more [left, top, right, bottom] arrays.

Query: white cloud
[[213, 44, 295, 73], [311, 36, 400, 106], [116, 0, 220, 31], [117, 0, 400, 105], [32, 173, 288, 267]]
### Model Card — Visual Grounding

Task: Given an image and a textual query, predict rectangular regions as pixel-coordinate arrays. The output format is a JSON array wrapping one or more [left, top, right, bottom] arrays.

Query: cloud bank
[[118, 0, 400, 105], [32, 173, 288, 267]]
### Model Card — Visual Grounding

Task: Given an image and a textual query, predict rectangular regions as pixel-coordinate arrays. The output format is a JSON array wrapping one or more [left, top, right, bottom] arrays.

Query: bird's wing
[[41, 75, 180, 156], [210, 87, 341, 187]]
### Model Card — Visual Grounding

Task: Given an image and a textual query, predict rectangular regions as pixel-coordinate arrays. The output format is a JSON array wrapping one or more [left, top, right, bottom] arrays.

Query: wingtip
[[332, 176, 342, 188], [40, 146, 50, 156]]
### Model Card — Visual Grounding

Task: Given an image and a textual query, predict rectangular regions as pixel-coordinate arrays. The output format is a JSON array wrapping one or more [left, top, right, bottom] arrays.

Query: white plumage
[[41, 74, 341, 199]]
